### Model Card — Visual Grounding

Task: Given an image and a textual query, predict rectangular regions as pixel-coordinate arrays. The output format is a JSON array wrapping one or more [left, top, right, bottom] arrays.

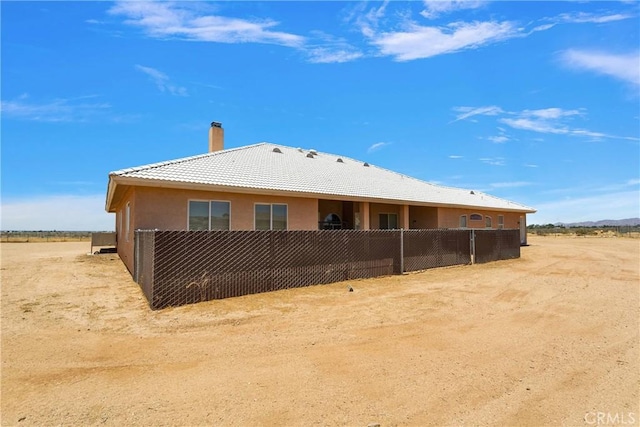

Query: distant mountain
[[556, 218, 640, 227]]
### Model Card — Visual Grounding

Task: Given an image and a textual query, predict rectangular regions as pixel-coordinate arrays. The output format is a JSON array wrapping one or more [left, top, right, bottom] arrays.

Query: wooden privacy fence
[[133, 228, 520, 310]]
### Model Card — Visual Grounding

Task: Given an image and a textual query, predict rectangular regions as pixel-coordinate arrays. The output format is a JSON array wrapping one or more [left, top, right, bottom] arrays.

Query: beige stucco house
[[105, 123, 536, 273]]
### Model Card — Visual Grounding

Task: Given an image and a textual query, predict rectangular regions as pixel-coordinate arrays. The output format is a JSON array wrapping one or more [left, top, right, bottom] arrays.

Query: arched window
[[470, 213, 483, 221], [485, 216, 492, 228], [321, 213, 342, 229]]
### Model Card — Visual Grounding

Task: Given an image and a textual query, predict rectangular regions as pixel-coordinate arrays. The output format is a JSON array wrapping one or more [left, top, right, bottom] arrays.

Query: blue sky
[[1, 1, 639, 230]]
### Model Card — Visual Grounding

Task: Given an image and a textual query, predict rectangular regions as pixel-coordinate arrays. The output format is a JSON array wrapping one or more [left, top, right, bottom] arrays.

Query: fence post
[[400, 228, 404, 273], [134, 231, 139, 283], [470, 229, 475, 265]]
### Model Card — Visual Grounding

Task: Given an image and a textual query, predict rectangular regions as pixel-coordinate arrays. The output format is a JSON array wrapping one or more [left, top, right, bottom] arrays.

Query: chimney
[[209, 121, 224, 152]]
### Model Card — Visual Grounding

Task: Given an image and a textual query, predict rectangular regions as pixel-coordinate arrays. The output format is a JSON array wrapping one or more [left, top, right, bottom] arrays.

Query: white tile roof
[[108, 143, 535, 212]]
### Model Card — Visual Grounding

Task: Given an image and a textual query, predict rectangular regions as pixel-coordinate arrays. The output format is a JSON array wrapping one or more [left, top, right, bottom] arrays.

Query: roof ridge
[[110, 142, 267, 176], [264, 144, 474, 192], [302, 145, 534, 210]]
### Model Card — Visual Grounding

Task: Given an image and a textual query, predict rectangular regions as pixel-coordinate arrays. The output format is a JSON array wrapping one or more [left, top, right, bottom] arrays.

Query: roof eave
[[105, 174, 117, 213], [105, 175, 536, 213]]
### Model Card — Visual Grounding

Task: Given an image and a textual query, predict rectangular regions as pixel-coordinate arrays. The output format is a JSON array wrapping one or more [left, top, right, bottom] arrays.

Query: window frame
[[117, 210, 122, 240], [498, 215, 504, 229], [254, 203, 288, 230], [187, 199, 231, 231], [485, 216, 492, 229], [125, 202, 131, 242], [378, 212, 399, 230], [470, 213, 483, 221], [459, 215, 468, 229]]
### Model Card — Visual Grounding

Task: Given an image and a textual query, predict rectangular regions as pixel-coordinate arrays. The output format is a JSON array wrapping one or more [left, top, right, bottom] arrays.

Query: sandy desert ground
[[1, 235, 638, 426]]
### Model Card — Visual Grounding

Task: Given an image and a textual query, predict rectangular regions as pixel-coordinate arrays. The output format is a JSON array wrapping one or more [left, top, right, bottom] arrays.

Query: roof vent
[[310, 149, 318, 155], [211, 121, 222, 128], [336, 158, 344, 163], [306, 153, 315, 158], [297, 148, 303, 152], [272, 147, 282, 153], [363, 162, 370, 167], [470, 191, 475, 195]]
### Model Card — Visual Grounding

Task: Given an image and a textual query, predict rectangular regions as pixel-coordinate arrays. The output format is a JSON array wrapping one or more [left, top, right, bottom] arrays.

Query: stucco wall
[[113, 184, 529, 274], [133, 186, 319, 231], [436, 207, 522, 230], [115, 186, 320, 273], [114, 187, 136, 274], [369, 203, 402, 229], [409, 206, 438, 229]]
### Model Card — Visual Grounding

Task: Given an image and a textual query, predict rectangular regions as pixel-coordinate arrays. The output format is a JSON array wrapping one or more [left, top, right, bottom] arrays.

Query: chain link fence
[[403, 229, 472, 271], [133, 228, 520, 310], [473, 229, 521, 264]]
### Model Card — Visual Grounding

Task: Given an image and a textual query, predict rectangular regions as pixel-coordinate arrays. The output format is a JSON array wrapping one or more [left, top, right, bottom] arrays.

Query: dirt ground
[[1, 235, 638, 426]]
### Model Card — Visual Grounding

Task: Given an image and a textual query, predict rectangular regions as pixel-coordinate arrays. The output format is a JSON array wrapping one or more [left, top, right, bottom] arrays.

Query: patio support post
[[401, 204, 410, 229], [362, 202, 370, 230]]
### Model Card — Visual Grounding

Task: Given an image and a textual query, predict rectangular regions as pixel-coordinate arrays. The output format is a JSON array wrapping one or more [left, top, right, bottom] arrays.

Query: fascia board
[[108, 176, 536, 214]]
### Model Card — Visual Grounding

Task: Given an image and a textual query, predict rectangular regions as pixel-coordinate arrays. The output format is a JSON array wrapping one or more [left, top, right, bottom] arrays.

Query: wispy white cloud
[[110, 1, 365, 64], [499, 117, 567, 135], [556, 12, 635, 24], [479, 125, 512, 144], [351, 3, 637, 63], [521, 108, 583, 120], [451, 105, 503, 122], [368, 142, 392, 153], [486, 135, 509, 144], [490, 181, 531, 189], [306, 32, 364, 63], [307, 48, 363, 63], [420, 0, 486, 20], [352, 1, 389, 39], [529, 178, 640, 224], [479, 157, 505, 166], [135, 65, 188, 96], [449, 155, 463, 159], [499, 115, 608, 139], [1, 195, 114, 231], [524, 164, 539, 168], [370, 20, 519, 61], [531, 190, 640, 224], [0, 95, 111, 122], [108, 1, 637, 68], [560, 49, 640, 87], [109, 1, 305, 47], [453, 105, 638, 141], [532, 11, 635, 33]]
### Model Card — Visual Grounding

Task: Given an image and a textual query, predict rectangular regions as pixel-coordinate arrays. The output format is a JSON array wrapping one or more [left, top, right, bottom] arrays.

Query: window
[[379, 213, 398, 230], [460, 215, 467, 228], [188, 200, 230, 230], [321, 213, 342, 230], [485, 216, 492, 228], [125, 202, 131, 242], [255, 204, 287, 230], [117, 210, 122, 240], [498, 215, 504, 229], [470, 213, 483, 221]]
